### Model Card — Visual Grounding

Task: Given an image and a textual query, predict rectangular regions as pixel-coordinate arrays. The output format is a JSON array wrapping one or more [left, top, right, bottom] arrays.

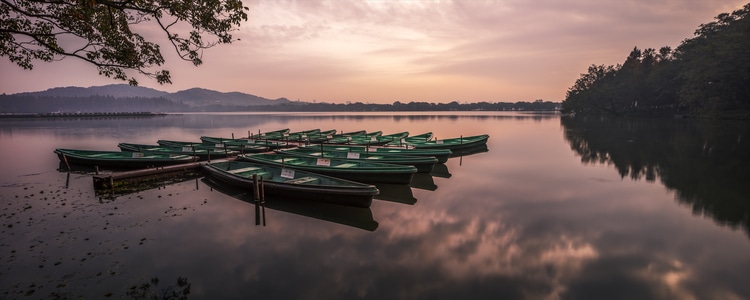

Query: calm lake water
[[1, 112, 749, 299]]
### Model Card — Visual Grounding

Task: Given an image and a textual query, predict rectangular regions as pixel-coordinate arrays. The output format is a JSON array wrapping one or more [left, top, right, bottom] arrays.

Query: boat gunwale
[[202, 161, 378, 207]]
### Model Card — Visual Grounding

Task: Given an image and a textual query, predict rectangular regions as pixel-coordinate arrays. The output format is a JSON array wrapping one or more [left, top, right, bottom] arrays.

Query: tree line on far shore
[[0, 94, 560, 113], [201, 100, 560, 112], [562, 4, 750, 119]]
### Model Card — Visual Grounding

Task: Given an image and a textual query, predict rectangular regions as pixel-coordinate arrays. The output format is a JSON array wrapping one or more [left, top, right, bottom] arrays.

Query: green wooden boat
[[332, 131, 410, 146], [277, 147, 437, 173], [247, 128, 291, 139], [55, 148, 197, 169], [324, 131, 383, 145], [406, 134, 490, 151], [202, 160, 379, 208], [404, 132, 434, 142], [302, 129, 338, 143], [253, 128, 306, 140], [309, 130, 367, 144], [237, 153, 417, 184], [118, 143, 238, 160], [384, 132, 433, 147], [270, 129, 322, 141], [308, 144, 452, 163], [156, 139, 269, 153], [381, 131, 410, 140], [200, 136, 292, 150]]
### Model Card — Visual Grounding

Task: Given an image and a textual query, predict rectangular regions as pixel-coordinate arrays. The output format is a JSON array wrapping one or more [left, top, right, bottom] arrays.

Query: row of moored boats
[[55, 129, 489, 208]]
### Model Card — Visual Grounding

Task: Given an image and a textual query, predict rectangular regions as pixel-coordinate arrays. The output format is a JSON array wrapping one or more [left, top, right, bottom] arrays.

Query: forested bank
[[0, 94, 559, 113], [562, 4, 750, 119]]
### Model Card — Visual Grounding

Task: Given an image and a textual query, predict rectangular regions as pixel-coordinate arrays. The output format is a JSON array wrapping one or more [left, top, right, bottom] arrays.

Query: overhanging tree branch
[[0, 0, 248, 85]]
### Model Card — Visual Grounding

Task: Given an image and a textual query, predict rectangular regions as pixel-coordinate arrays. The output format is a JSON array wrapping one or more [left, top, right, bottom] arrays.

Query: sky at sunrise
[[0, 0, 747, 104]]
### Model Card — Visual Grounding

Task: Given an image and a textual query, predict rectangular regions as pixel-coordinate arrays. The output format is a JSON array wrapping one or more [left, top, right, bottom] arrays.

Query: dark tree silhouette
[[0, 0, 248, 85], [562, 3, 750, 118]]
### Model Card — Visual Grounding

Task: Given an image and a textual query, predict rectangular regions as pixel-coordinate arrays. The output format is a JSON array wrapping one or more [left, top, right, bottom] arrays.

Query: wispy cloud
[[1, 0, 746, 102]]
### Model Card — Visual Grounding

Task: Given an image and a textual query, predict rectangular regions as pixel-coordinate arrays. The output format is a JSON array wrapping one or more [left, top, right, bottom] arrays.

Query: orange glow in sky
[[0, 0, 746, 103]]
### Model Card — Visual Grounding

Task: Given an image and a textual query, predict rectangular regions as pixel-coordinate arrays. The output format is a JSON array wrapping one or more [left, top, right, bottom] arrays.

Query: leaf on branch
[[1, 0, 249, 85]]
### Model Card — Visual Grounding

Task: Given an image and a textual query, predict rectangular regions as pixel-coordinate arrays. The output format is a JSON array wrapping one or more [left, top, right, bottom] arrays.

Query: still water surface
[[0, 112, 748, 299]]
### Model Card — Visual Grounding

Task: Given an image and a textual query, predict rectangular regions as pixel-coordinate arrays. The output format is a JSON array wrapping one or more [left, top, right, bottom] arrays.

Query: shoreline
[[0, 112, 167, 118]]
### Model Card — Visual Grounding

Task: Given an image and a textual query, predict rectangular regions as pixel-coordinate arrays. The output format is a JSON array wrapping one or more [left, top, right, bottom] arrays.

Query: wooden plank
[[92, 158, 234, 188], [284, 176, 319, 184], [227, 166, 262, 174]]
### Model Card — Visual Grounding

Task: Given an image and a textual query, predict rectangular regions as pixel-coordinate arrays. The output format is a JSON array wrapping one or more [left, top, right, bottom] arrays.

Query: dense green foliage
[[0, 0, 248, 85], [562, 3, 750, 118]]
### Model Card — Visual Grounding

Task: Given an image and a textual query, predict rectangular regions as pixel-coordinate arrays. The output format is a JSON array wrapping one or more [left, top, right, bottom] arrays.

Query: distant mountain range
[[10, 84, 291, 107], [1, 84, 562, 113]]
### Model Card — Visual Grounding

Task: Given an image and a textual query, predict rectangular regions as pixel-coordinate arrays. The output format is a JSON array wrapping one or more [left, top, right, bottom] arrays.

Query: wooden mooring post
[[61, 153, 71, 171], [252, 174, 260, 201], [261, 177, 266, 226]]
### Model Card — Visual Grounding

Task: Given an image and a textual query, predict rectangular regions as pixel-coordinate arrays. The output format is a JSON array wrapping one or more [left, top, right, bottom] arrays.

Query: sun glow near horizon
[[1, 0, 747, 103]]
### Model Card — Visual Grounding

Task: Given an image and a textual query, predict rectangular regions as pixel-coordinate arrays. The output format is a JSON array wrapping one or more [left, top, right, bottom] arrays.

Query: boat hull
[[118, 143, 237, 160], [279, 148, 437, 173], [310, 145, 452, 163], [237, 153, 416, 184], [156, 140, 269, 153], [55, 148, 196, 169], [201, 136, 292, 150], [408, 134, 490, 151], [202, 161, 378, 208]]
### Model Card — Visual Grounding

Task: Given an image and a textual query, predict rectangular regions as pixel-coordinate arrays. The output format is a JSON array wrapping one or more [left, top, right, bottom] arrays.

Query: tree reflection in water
[[561, 116, 750, 237]]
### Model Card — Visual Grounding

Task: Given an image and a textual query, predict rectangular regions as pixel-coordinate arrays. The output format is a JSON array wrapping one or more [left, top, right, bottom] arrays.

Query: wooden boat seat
[[227, 166, 262, 174], [254, 172, 272, 179], [334, 163, 358, 168], [273, 157, 297, 163], [284, 176, 319, 184]]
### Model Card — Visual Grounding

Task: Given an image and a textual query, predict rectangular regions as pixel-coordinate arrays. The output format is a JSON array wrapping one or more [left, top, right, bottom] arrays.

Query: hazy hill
[[9, 84, 289, 107], [169, 88, 290, 106], [15, 84, 170, 98]]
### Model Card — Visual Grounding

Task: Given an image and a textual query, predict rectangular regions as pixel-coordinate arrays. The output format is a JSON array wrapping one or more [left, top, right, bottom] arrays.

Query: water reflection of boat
[[448, 143, 489, 158], [430, 163, 452, 178], [410, 173, 437, 191], [58, 161, 99, 173], [95, 174, 203, 201], [373, 183, 417, 205], [202, 178, 379, 231]]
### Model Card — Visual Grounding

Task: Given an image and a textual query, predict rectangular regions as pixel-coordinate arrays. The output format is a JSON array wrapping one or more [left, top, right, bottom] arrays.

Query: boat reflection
[[94, 172, 203, 201], [449, 143, 489, 158], [373, 183, 417, 205], [430, 163, 452, 178], [202, 177, 379, 231], [58, 161, 100, 173], [410, 173, 437, 191]]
